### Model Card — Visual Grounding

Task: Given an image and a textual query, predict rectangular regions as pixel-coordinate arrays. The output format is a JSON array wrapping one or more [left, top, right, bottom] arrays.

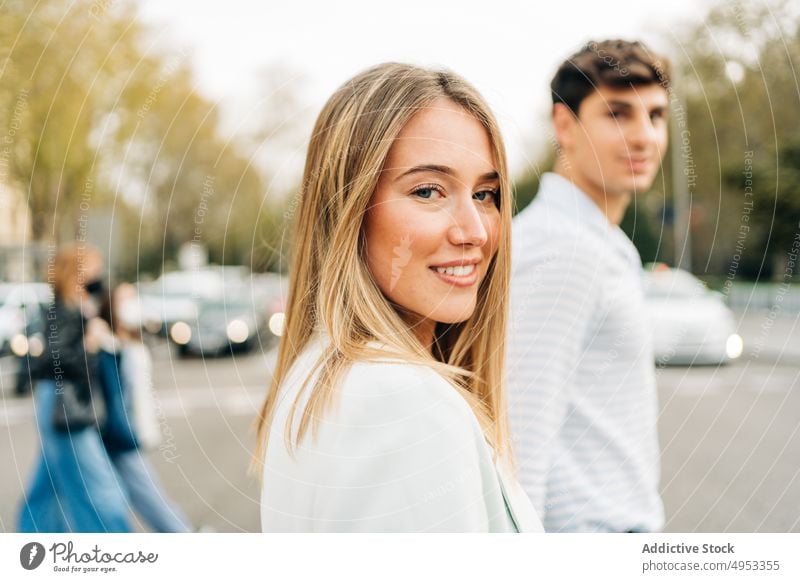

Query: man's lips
[[625, 157, 653, 172]]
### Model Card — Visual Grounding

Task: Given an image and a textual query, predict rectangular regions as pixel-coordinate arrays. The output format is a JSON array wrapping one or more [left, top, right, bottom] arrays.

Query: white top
[[507, 173, 664, 532], [120, 342, 162, 450], [261, 332, 543, 533]]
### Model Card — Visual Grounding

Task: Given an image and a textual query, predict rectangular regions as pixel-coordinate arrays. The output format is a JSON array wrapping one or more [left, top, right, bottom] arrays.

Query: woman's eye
[[412, 186, 440, 200], [474, 189, 498, 203]]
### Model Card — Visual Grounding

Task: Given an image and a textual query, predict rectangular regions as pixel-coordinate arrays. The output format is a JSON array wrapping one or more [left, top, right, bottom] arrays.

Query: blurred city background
[[1, 0, 799, 532]]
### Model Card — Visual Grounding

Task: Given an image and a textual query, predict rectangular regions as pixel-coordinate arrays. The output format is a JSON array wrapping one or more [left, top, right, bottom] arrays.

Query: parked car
[[644, 266, 743, 366], [0, 283, 51, 357], [254, 273, 287, 339], [137, 267, 246, 336], [136, 286, 197, 336], [168, 298, 271, 357], [140, 266, 286, 357], [0, 283, 51, 395]]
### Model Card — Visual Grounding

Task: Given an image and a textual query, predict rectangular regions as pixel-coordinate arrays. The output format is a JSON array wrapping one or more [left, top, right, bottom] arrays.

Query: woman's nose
[[447, 198, 488, 247]]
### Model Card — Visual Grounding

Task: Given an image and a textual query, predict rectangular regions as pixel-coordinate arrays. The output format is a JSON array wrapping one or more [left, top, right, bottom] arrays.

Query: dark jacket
[[31, 298, 98, 402]]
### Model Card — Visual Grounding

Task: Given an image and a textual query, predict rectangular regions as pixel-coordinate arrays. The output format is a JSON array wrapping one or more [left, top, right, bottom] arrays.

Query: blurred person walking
[[97, 283, 192, 533], [16, 243, 131, 532]]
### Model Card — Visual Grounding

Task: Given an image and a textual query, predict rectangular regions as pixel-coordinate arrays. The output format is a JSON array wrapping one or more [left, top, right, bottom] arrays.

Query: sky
[[136, 0, 714, 189]]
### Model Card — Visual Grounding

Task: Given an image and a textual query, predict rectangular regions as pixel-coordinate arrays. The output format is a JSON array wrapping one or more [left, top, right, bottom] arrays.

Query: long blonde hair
[[254, 62, 514, 468]]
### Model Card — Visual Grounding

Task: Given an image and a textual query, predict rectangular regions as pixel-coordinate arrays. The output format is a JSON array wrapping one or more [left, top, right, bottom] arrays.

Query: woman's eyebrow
[[396, 164, 455, 180], [396, 164, 498, 182]]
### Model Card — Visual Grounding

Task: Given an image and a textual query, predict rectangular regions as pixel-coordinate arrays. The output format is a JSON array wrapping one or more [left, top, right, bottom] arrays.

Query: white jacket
[[260, 333, 543, 532]]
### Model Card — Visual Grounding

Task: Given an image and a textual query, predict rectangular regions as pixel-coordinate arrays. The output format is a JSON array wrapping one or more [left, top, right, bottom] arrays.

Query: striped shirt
[[507, 172, 664, 532]]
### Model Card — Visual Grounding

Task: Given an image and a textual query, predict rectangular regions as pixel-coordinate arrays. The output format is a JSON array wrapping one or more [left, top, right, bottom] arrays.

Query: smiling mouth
[[428, 264, 479, 287], [432, 264, 476, 277], [626, 158, 652, 169]]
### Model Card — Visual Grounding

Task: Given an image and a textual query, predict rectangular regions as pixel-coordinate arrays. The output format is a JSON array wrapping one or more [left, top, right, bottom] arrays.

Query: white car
[[136, 269, 234, 335], [140, 267, 287, 352], [253, 273, 287, 338], [0, 283, 52, 356], [644, 267, 743, 366]]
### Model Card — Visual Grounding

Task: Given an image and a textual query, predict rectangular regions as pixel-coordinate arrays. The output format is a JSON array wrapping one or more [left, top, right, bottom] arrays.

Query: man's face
[[556, 83, 669, 198]]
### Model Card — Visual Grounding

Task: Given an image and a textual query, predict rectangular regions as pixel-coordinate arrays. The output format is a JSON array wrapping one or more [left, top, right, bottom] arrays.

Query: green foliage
[[512, 148, 554, 216], [0, 0, 289, 278], [674, 0, 800, 278], [620, 201, 663, 266]]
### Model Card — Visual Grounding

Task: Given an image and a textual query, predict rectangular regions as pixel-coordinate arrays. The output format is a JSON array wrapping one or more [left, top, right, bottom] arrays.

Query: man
[[507, 39, 670, 532]]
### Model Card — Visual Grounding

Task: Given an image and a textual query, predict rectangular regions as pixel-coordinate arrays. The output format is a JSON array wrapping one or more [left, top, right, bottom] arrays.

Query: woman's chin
[[428, 305, 476, 326]]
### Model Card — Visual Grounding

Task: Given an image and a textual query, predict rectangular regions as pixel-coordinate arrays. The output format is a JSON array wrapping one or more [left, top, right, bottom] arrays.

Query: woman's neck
[[410, 317, 436, 354]]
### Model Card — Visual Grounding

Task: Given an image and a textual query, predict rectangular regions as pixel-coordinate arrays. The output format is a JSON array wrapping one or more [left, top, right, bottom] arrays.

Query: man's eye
[[608, 111, 623, 119]]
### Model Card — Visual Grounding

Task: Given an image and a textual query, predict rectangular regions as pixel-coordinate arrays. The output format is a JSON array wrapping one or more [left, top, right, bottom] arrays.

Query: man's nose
[[628, 113, 660, 148]]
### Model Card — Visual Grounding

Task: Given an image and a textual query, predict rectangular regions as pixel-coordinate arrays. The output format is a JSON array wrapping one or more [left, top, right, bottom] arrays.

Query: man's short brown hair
[[551, 39, 670, 114]]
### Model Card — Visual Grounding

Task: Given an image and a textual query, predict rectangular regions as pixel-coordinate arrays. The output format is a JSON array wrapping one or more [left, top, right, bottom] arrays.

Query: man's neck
[[553, 161, 631, 226]]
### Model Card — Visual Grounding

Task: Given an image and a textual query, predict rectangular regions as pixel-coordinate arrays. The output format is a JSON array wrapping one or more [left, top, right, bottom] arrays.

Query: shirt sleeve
[[300, 364, 494, 532], [506, 239, 601, 517]]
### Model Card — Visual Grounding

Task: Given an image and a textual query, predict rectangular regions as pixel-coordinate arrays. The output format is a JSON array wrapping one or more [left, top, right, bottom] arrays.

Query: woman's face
[[363, 98, 502, 347]]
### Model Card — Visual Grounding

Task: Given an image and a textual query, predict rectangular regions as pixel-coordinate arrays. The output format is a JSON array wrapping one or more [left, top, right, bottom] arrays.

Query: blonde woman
[[18, 243, 130, 532], [255, 63, 542, 533]]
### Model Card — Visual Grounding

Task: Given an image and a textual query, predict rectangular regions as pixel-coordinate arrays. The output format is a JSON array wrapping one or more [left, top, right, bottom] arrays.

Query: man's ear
[[552, 103, 576, 151]]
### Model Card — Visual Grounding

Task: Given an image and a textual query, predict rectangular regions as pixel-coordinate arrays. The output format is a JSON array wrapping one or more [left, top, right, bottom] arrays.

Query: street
[[1, 312, 798, 532]]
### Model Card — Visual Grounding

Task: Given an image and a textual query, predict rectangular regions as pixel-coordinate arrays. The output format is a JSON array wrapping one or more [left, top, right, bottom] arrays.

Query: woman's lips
[[429, 264, 479, 287]]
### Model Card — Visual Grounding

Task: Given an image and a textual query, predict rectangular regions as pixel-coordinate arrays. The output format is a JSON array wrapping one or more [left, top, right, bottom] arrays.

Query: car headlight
[[170, 321, 192, 345], [269, 312, 285, 337], [10, 334, 28, 357], [144, 319, 163, 334], [726, 334, 744, 359], [226, 319, 250, 343], [28, 334, 44, 357]]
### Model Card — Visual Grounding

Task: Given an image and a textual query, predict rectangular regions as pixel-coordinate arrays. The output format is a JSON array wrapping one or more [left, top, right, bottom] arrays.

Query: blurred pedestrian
[[507, 39, 670, 532], [17, 243, 130, 532], [97, 282, 192, 533], [256, 63, 542, 532]]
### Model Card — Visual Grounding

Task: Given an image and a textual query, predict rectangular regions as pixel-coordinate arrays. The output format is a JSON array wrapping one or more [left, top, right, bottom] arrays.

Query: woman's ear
[[552, 103, 576, 152]]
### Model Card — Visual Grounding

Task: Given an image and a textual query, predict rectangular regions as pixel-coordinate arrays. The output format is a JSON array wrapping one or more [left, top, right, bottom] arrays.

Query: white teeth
[[435, 264, 475, 277]]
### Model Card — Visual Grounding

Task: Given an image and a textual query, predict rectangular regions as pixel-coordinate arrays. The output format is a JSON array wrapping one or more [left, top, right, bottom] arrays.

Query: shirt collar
[[535, 172, 642, 268], [536, 172, 612, 235]]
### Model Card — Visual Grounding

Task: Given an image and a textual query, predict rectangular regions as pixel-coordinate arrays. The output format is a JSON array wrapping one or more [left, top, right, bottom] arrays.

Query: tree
[[1, 0, 287, 278], [0, 1, 149, 240], [674, 0, 800, 278]]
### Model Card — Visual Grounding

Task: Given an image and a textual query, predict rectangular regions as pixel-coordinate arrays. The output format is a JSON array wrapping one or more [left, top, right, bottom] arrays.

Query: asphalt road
[[1, 312, 798, 532]]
